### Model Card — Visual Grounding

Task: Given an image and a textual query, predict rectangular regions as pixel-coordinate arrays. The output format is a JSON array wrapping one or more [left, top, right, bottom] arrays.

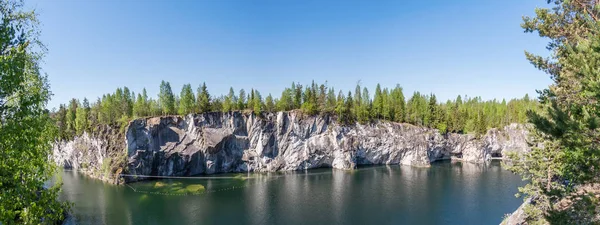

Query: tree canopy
[[54, 79, 537, 141], [505, 0, 600, 224], [0, 0, 67, 223]]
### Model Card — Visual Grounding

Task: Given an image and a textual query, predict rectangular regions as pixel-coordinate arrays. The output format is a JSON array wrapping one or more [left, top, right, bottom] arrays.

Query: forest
[[52, 80, 537, 140]]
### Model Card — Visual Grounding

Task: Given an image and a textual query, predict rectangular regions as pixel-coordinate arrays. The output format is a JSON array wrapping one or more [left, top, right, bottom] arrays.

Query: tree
[[391, 85, 405, 122], [301, 85, 318, 115], [353, 84, 362, 119], [382, 88, 391, 120], [211, 96, 223, 112], [343, 91, 355, 124], [238, 89, 246, 110], [505, 1, 600, 224], [66, 98, 78, 135], [293, 82, 302, 109], [373, 84, 383, 119], [224, 87, 235, 111], [265, 94, 275, 113], [335, 91, 345, 122], [0, 1, 67, 222], [326, 87, 336, 113], [428, 94, 438, 128], [56, 104, 68, 139], [197, 82, 210, 113], [359, 87, 371, 123], [159, 80, 175, 115], [253, 90, 262, 115], [75, 98, 90, 135], [178, 84, 195, 115], [277, 88, 293, 111]]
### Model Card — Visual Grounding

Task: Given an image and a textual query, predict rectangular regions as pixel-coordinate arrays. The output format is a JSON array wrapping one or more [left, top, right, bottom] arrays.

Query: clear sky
[[27, 0, 551, 109]]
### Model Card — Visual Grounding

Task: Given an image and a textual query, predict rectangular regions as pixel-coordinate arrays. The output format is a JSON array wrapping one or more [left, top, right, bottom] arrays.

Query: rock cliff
[[52, 111, 530, 183]]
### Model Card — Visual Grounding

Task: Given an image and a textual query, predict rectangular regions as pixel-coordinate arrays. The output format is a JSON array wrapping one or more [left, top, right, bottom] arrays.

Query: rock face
[[52, 111, 530, 183], [52, 125, 126, 183], [501, 199, 530, 225], [121, 111, 529, 181]]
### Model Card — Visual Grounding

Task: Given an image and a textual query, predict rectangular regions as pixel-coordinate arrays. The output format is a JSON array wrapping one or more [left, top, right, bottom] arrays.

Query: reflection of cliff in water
[[60, 161, 523, 225]]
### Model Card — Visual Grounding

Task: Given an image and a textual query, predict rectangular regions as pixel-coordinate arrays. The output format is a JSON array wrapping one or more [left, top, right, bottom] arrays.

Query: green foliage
[[253, 90, 262, 115], [178, 83, 195, 115], [237, 89, 246, 110], [0, 0, 68, 223], [58, 79, 536, 138], [159, 80, 175, 115], [265, 94, 275, 113], [74, 98, 90, 135], [196, 82, 210, 113], [505, 1, 600, 224]]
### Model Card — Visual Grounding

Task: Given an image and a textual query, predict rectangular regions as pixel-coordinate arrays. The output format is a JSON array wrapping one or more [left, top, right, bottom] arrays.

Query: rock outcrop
[[52, 111, 530, 183]]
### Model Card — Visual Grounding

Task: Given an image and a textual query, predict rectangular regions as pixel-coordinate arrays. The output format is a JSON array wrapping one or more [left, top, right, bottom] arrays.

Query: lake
[[60, 161, 523, 225]]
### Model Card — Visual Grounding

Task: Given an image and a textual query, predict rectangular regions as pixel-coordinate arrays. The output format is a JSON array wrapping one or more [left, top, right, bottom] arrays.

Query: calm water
[[60, 161, 523, 225]]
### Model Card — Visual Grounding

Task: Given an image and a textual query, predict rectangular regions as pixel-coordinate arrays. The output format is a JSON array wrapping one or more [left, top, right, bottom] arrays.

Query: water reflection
[[60, 161, 523, 225]]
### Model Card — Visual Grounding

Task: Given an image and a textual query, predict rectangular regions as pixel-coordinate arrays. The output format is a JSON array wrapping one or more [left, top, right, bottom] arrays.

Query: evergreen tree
[[159, 81, 175, 115], [224, 87, 236, 111], [133, 93, 144, 117], [265, 94, 275, 113], [373, 84, 383, 119], [179, 84, 196, 115], [428, 94, 438, 128], [74, 98, 90, 135], [382, 88, 391, 120], [505, 1, 600, 223], [359, 87, 371, 123], [326, 87, 336, 113], [343, 91, 355, 124], [391, 85, 405, 122], [211, 96, 223, 112], [66, 98, 78, 135], [335, 91, 345, 122], [238, 89, 246, 110], [248, 88, 255, 110], [253, 90, 262, 115], [197, 82, 210, 113], [56, 104, 68, 140], [293, 82, 302, 109]]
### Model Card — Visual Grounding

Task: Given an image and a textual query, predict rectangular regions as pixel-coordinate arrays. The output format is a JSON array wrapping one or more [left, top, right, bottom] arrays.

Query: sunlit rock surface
[[53, 111, 530, 183]]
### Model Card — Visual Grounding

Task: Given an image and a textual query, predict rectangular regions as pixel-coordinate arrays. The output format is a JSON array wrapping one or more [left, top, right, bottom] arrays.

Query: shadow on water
[[60, 161, 524, 225]]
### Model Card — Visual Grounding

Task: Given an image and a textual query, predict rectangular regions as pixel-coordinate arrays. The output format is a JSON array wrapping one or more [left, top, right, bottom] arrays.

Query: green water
[[60, 161, 524, 225]]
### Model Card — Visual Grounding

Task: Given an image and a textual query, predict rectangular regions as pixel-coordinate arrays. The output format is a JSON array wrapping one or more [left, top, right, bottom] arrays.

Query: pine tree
[[360, 87, 371, 123], [293, 82, 302, 109], [178, 84, 196, 115], [391, 85, 405, 123], [344, 91, 354, 124], [335, 91, 345, 122], [505, 1, 600, 223], [238, 89, 246, 110], [428, 94, 438, 128], [253, 90, 262, 115], [74, 98, 90, 135], [373, 84, 383, 119], [159, 81, 175, 115], [265, 94, 275, 113], [66, 98, 78, 135], [326, 87, 336, 113], [197, 82, 210, 113], [382, 88, 391, 121]]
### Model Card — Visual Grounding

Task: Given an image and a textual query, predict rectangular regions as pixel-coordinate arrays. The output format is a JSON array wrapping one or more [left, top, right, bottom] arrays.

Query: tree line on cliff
[[52, 80, 537, 140]]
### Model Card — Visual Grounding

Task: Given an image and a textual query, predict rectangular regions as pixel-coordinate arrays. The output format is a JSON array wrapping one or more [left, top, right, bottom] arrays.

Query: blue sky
[[27, 0, 551, 109]]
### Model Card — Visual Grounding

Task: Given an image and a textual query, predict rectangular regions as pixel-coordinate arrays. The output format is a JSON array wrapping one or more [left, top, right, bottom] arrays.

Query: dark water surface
[[60, 161, 524, 225]]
